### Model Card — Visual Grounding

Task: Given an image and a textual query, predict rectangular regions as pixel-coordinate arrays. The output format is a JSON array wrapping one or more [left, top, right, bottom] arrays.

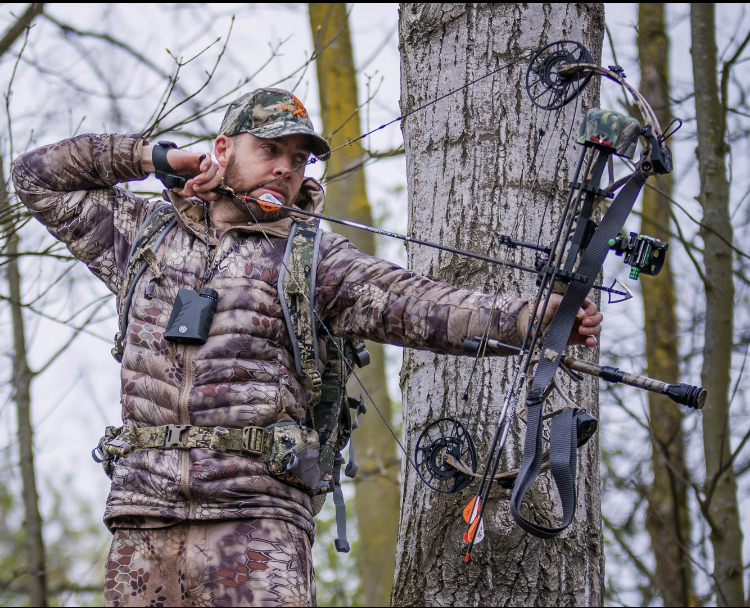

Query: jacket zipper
[[179, 344, 197, 515]]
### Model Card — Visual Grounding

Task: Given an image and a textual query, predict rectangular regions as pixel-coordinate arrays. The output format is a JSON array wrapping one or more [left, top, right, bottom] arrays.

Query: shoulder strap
[[277, 221, 323, 404], [277, 221, 372, 553], [112, 205, 177, 362]]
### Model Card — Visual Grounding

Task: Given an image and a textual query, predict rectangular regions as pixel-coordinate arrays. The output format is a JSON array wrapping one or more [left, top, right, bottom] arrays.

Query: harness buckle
[[242, 426, 271, 456], [164, 424, 192, 448], [308, 369, 322, 391]]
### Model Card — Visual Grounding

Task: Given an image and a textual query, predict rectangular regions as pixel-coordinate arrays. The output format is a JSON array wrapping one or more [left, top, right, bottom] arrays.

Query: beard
[[223, 155, 291, 223]]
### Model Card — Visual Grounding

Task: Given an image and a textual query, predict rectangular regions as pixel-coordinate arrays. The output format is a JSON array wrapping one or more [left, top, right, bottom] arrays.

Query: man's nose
[[273, 154, 294, 176]]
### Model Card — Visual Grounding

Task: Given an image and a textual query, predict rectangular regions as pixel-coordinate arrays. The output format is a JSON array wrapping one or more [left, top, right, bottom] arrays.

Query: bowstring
[[461, 98, 573, 434], [200, 46, 591, 489], [246, 52, 534, 195], [225, 49, 540, 453], [534, 93, 582, 246]]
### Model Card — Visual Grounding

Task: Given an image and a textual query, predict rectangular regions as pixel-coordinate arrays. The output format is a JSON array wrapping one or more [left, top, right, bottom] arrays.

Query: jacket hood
[[167, 177, 325, 243]]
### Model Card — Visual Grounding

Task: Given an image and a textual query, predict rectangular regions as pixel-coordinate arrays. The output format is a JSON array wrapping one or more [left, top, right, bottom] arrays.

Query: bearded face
[[220, 133, 311, 223], [223, 153, 290, 223]]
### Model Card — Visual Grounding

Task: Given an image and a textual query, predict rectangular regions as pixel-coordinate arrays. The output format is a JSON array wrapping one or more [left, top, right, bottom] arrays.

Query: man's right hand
[[141, 145, 222, 201]]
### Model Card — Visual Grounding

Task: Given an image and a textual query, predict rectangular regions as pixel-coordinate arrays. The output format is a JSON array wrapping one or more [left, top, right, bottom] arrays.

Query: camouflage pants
[[103, 519, 316, 607]]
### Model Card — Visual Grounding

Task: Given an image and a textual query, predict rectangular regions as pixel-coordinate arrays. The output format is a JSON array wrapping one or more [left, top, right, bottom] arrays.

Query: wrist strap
[[152, 140, 189, 189]]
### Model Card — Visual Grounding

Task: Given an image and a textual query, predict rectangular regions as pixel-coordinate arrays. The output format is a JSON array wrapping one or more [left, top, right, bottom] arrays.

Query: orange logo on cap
[[290, 94, 307, 118], [276, 94, 308, 118]]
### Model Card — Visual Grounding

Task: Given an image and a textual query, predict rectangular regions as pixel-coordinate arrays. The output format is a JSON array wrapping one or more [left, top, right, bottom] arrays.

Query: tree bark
[[308, 5, 400, 606], [394, 4, 604, 605], [637, 5, 695, 606], [690, 5, 744, 606], [0, 154, 47, 607]]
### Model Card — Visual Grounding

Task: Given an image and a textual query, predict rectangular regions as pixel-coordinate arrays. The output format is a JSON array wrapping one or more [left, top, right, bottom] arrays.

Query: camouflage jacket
[[12, 134, 527, 536]]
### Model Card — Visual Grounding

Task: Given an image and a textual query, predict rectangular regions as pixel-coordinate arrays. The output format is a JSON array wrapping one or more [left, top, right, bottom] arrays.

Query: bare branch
[[0, 3, 44, 59]]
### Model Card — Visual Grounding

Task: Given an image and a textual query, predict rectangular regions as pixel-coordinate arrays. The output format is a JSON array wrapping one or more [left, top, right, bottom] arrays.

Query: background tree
[[637, 4, 694, 606], [0, 5, 406, 606], [394, 4, 605, 605], [691, 3, 745, 605], [600, 4, 750, 606], [308, 5, 400, 606], [1, 5, 50, 605]]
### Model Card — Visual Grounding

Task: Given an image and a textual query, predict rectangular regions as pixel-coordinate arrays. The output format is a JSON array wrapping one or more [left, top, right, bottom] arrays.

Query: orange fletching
[[257, 199, 280, 212], [463, 496, 480, 523]]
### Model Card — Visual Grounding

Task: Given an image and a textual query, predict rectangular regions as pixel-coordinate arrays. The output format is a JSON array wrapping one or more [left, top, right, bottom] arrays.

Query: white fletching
[[258, 193, 282, 207]]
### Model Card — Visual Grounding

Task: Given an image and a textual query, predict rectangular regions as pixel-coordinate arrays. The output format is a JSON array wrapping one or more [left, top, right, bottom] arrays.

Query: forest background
[[0, 3, 748, 607]]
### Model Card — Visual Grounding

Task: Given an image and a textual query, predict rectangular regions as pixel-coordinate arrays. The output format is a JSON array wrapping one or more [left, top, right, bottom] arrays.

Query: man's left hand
[[539, 294, 602, 347]]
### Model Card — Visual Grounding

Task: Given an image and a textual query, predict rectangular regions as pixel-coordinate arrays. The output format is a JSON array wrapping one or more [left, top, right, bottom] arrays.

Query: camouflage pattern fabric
[[265, 422, 323, 494], [280, 222, 322, 404], [100, 424, 274, 459], [220, 88, 331, 159], [576, 108, 641, 159], [103, 519, 315, 607], [12, 133, 526, 538]]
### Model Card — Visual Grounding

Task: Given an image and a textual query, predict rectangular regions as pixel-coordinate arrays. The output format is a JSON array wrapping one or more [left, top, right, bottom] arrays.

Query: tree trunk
[[394, 4, 604, 605], [308, 5, 400, 606], [637, 5, 695, 606], [0, 8, 50, 606], [690, 5, 744, 606], [0, 156, 47, 607]]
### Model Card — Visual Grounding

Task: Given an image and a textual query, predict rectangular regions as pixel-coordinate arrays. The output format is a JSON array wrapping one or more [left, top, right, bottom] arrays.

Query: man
[[12, 88, 602, 607]]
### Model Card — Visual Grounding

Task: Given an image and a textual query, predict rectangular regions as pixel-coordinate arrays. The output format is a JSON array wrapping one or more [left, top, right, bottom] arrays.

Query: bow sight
[[609, 232, 668, 279]]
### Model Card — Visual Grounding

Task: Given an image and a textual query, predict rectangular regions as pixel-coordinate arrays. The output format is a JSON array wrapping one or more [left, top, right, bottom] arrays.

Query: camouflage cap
[[219, 88, 331, 159]]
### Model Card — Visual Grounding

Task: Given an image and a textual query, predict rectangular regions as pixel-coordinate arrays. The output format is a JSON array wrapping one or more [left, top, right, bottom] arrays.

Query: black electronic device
[[164, 288, 219, 345]]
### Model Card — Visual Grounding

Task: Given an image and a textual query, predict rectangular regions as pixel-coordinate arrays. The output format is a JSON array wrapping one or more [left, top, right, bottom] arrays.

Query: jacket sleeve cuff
[[131, 138, 148, 179]]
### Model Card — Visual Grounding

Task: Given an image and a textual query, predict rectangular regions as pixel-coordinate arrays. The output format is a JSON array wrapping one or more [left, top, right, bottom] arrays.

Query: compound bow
[[404, 40, 705, 560]]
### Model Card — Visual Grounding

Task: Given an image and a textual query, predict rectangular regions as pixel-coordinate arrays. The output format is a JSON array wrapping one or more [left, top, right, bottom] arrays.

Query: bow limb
[[558, 63, 664, 137]]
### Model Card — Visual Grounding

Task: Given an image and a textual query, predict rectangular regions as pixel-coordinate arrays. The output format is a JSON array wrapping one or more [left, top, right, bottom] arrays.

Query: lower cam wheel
[[414, 418, 477, 493]]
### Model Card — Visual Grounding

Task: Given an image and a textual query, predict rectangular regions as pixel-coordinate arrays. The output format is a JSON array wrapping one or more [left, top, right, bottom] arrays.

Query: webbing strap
[[510, 170, 647, 538], [102, 424, 273, 459], [332, 456, 350, 553], [113, 205, 177, 362], [278, 221, 323, 404]]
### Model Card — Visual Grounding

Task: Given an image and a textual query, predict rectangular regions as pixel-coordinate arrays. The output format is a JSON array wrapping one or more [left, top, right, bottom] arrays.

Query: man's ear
[[214, 135, 230, 168]]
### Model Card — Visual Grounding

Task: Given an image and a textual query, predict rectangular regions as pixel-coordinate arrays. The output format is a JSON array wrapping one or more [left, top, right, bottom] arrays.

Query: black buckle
[[164, 424, 192, 448], [242, 426, 270, 456]]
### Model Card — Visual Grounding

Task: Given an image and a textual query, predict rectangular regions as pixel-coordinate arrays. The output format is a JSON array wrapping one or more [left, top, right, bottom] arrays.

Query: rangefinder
[[164, 288, 218, 345]]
